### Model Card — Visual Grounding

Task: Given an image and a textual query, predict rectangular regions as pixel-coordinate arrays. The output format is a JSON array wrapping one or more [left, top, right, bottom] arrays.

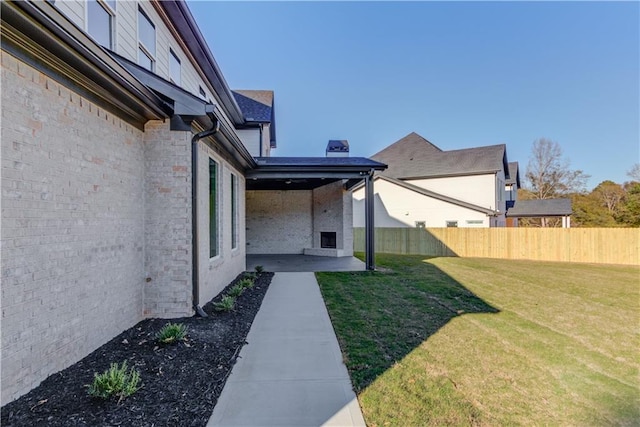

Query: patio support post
[[365, 170, 375, 270]]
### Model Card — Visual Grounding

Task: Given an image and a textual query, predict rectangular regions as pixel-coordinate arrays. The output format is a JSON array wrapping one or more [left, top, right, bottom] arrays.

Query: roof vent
[[326, 140, 349, 157]]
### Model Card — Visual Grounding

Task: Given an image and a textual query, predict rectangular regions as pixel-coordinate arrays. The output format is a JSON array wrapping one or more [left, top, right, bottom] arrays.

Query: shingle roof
[[371, 132, 507, 179], [232, 90, 277, 148], [506, 161, 521, 187], [232, 90, 273, 122], [254, 157, 386, 169], [506, 199, 572, 217]]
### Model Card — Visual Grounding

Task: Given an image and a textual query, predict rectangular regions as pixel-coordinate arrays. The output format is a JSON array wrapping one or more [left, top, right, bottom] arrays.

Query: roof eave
[[2, 0, 170, 127], [159, 1, 245, 125]]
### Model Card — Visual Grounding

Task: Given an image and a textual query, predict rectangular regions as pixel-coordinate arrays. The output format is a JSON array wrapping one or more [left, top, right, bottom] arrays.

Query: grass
[[316, 253, 640, 426]]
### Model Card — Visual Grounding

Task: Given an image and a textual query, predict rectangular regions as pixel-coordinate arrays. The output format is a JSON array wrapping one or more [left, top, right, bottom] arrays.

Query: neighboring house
[[0, 0, 384, 403], [505, 161, 521, 227], [353, 132, 520, 228]]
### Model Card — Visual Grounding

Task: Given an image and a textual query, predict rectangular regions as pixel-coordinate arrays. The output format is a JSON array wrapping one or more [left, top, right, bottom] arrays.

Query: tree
[[525, 138, 590, 199], [627, 163, 640, 182], [592, 180, 625, 215], [523, 138, 590, 226], [616, 181, 640, 227]]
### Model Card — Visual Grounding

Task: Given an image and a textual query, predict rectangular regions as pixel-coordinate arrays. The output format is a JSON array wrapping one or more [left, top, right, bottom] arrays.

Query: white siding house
[[354, 132, 520, 228]]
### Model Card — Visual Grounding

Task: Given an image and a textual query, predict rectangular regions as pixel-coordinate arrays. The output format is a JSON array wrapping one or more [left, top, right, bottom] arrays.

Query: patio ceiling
[[246, 157, 387, 191]]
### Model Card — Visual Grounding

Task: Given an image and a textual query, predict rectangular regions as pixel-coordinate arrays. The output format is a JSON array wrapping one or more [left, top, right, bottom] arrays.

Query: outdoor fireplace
[[320, 232, 337, 249]]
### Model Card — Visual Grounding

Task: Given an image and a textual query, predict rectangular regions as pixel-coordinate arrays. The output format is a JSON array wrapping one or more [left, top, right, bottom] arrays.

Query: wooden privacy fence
[[353, 227, 640, 266]]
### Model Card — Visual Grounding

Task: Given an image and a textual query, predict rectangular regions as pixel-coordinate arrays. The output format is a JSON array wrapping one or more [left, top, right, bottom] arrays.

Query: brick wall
[[246, 190, 313, 254], [1, 52, 146, 402], [142, 121, 193, 318], [197, 142, 246, 304], [312, 181, 353, 256]]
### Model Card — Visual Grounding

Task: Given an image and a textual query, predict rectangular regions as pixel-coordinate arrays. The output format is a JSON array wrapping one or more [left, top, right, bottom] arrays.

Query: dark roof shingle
[[506, 199, 572, 217], [232, 90, 273, 122], [371, 132, 508, 179]]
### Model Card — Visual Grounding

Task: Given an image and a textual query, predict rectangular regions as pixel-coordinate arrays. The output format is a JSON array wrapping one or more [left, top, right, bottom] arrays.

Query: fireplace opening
[[320, 232, 337, 249]]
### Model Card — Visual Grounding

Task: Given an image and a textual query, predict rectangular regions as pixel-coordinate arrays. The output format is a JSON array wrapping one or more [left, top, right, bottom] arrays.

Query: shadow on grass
[[317, 253, 499, 392]]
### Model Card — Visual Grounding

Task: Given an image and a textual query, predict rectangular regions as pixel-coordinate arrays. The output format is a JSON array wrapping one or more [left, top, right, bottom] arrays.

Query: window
[[138, 7, 155, 71], [415, 221, 426, 229], [87, 0, 115, 49], [209, 159, 218, 258], [231, 173, 238, 249], [446, 220, 458, 228], [169, 49, 181, 85], [466, 220, 483, 225], [198, 86, 207, 100]]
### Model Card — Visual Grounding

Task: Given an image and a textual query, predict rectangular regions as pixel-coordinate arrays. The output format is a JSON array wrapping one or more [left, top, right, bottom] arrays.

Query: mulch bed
[[1, 271, 274, 427]]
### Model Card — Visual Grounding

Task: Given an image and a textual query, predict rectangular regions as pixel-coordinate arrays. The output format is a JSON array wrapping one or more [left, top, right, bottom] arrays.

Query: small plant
[[244, 272, 257, 281], [213, 295, 236, 312], [88, 362, 141, 400], [255, 265, 264, 274], [227, 283, 245, 298], [156, 322, 187, 344], [239, 278, 254, 289]]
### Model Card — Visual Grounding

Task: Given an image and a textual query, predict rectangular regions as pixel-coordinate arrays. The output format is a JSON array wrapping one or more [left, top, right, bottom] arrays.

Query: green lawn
[[316, 254, 640, 426]]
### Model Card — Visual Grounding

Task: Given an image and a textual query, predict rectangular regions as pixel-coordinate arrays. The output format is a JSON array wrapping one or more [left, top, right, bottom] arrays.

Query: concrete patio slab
[[208, 272, 365, 427], [246, 254, 365, 272]]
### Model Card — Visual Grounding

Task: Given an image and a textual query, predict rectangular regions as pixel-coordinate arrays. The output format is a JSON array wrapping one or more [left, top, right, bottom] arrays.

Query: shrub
[[255, 265, 264, 273], [213, 295, 236, 312], [239, 278, 254, 289], [227, 283, 245, 298], [156, 322, 187, 344], [88, 362, 141, 400]]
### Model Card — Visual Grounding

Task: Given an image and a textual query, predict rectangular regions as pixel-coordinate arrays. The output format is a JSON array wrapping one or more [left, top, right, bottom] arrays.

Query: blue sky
[[188, 1, 639, 190]]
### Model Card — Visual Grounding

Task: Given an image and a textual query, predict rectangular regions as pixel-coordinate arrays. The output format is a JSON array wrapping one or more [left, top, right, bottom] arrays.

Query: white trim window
[[169, 48, 181, 85], [87, 0, 115, 49], [138, 7, 156, 71], [446, 220, 458, 228]]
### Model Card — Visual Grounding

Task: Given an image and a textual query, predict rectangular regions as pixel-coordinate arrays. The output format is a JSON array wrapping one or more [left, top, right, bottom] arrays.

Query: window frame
[[87, 0, 115, 49], [137, 6, 156, 71], [231, 173, 238, 250], [209, 158, 219, 259], [169, 48, 181, 85]]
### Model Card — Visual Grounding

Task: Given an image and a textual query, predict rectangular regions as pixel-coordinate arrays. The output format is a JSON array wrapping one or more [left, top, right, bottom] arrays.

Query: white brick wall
[[1, 52, 146, 402], [246, 183, 353, 256], [246, 190, 313, 254], [142, 121, 193, 318], [196, 141, 247, 304]]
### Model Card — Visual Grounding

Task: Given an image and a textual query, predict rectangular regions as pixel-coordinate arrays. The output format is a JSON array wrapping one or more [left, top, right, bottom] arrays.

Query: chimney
[[326, 140, 349, 157]]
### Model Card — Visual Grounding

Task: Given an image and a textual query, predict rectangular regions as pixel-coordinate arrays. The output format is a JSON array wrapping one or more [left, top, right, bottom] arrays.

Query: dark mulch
[[1, 272, 274, 427]]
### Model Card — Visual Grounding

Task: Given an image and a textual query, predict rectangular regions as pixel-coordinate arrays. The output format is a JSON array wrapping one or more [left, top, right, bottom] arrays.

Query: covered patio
[[246, 157, 386, 270]]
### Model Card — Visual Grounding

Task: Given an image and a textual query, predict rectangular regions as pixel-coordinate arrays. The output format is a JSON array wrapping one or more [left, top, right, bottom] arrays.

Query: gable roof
[[233, 90, 277, 148], [506, 199, 572, 217], [371, 132, 508, 179], [506, 161, 521, 187], [233, 90, 273, 122]]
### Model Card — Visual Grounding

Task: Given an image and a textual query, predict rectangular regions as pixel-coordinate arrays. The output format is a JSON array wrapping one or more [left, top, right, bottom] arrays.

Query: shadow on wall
[[353, 194, 410, 228], [317, 256, 499, 393]]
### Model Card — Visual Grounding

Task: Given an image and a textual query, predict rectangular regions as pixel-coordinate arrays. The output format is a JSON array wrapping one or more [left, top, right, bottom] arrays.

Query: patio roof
[[506, 198, 572, 217], [246, 157, 387, 190]]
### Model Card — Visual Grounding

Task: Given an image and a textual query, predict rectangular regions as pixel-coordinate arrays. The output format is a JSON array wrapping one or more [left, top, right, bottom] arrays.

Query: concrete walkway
[[208, 272, 366, 427]]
